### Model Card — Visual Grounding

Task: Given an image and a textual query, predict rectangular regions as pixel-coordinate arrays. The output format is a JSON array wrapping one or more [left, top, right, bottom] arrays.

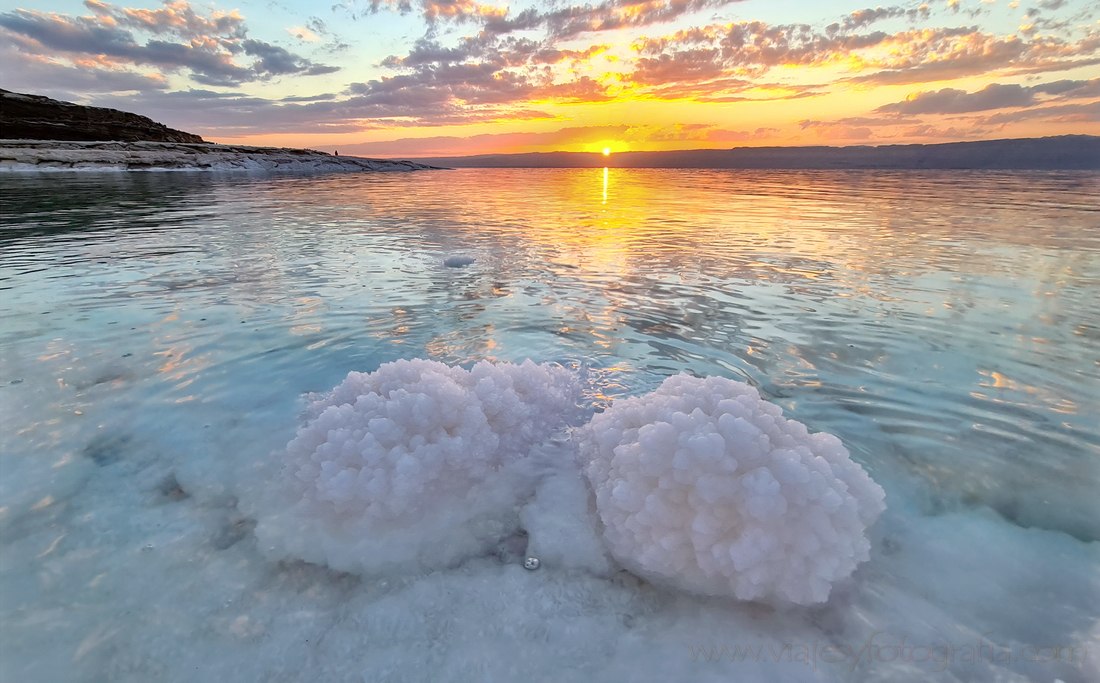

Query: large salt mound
[[254, 359, 579, 574], [579, 374, 885, 605]]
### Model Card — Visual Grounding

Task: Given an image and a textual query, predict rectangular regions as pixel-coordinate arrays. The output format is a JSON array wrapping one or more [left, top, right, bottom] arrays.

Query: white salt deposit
[[579, 374, 886, 605], [0, 140, 435, 173], [2, 350, 1096, 682], [257, 363, 884, 607], [253, 359, 579, 574]]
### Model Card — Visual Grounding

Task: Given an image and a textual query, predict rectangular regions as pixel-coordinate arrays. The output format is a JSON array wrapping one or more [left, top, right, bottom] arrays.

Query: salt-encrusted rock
[[579, 374, 885, 605], [255, 359, 579, 574], [0, 140, 436, 173]]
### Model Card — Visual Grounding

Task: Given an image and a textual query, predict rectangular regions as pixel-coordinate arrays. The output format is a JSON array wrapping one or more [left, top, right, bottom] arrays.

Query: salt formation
[[579, 374, 885, 605], [255, 359, 579, 574]]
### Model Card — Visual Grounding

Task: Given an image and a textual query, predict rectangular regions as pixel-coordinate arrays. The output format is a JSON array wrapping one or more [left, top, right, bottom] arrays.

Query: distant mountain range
[[415, 136, 1100, 170]]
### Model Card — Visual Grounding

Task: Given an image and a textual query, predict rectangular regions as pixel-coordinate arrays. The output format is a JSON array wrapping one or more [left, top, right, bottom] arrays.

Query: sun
[[602, 147, 611, 157]]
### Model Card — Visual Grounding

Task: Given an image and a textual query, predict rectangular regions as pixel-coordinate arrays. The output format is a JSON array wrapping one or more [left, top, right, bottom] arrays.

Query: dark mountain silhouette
[[1, 89, 204, 144], [413, 136, 1100, 170]]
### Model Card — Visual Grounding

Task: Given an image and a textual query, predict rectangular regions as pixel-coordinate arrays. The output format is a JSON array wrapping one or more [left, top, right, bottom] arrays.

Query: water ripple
[[2, 168, 1098, 540]]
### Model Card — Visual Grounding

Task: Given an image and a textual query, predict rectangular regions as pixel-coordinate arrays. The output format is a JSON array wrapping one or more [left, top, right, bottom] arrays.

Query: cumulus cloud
[[242, 39, 339, 77], [80, 86, 550, 136], [362, 0, 738, 36], [628, 14, 1099, 91], [877, 78, 1100, 114], [878, 83, 1035, 114], [367, 6, 1094, 117], [825, 4, 932, 34], [82, 0, 245, 40], [8, 0, 1095, 146], [0, 44, 168, 98], [0, 1, 337, 88]]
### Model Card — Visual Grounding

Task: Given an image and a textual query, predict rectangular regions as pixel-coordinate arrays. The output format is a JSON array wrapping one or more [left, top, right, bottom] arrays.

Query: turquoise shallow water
[[1, 168, 1098, 681]]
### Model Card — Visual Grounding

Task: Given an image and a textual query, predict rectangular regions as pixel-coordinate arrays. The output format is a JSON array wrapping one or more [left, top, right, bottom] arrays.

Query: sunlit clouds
[[0, 0, 1097, 155]]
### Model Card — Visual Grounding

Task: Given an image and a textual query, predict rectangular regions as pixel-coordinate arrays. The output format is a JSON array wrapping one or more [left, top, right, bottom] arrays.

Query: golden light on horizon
[[22, 0, 1084, 156]]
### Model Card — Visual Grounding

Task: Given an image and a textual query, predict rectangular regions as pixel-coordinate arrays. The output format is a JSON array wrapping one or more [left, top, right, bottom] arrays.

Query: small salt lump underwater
[[580, 374, 885, 605], [258, 360, 884, 606]]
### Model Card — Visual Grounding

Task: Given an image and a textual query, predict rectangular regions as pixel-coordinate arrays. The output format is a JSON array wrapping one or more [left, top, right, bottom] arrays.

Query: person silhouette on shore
[[334, 150, 339, 156]]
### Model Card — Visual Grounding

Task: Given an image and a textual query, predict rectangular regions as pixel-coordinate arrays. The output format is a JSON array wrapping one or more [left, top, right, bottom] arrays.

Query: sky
[[1, 0, 1098, 156]]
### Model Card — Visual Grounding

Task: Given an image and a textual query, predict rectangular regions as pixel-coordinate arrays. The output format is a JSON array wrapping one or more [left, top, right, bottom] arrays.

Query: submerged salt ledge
[[259, 361, 884, 606]]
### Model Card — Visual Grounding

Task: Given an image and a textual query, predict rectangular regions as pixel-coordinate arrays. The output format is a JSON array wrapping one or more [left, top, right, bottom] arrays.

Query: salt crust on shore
[[0, 140, 434, 172]]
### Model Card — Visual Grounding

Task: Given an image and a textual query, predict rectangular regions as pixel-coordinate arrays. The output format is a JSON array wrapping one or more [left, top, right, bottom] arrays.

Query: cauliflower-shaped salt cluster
[[579, 374, 885, 605], [255, 358, 579, 574]]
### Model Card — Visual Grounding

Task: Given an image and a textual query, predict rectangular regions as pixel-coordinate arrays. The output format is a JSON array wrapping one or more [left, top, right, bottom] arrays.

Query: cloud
[[0, 1, 337, 88], [800, 115, 925, 129], [335, 122, 782, 156], [331, 0, 1100, 131], [9, 0, 1095, 147], [982, 100, 1100, 124], [242, 39, 339, 77], [338, 125, 630, 156], [363, 0, 739, 36], [0, 44, 168, 98], [877, 78, 1100, 114], [629, 49, 726, 87], [362, 0, 507, 24], [287, 26, 321, 42], [794, 111, 1009, 142], [878, 83, 1036, 113], [280, 92, 338, 102], [632, 76, 823, 102], [79, 83, 555, 136], [632, 22, 1029, 81], [421, 0, 507, 23], [82, 0, 245, 40], [632, 14, 1099, 90], [539, 0, 736, 40], [826, 4, 932, 34]]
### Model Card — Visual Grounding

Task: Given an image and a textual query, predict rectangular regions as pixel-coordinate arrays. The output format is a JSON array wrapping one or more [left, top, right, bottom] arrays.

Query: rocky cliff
[[0, 89, 205, 143]]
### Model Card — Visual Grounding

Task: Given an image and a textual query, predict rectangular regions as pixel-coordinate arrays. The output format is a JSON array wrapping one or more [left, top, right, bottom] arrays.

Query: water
[[1, 168, 1098, 681]]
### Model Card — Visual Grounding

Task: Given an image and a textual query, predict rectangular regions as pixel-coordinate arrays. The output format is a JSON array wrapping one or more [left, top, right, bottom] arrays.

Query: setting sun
[[6, 0, 1095, 156]]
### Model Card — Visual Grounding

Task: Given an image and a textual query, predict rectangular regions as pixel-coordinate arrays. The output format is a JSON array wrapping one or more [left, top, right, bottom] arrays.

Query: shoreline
[[0, 139, 440, 173]]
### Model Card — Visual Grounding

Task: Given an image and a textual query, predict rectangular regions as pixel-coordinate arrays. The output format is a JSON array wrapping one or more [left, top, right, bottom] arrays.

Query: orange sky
[[1, 0, 1098, 156]]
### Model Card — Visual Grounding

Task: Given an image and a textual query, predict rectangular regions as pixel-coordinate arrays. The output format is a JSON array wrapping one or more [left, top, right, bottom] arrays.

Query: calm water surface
[[1, 168, 1098, 680]]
